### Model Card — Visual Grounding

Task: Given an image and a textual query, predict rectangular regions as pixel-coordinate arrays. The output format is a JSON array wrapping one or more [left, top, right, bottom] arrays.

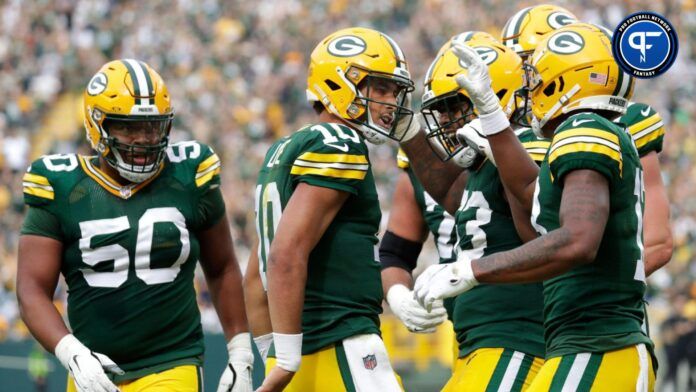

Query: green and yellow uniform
[[257, 122, 400, 391], [618, 102, 665, 158], [443, 129, 549, 392], [21, 141, 224, 387], [528, 113, 654, 391]]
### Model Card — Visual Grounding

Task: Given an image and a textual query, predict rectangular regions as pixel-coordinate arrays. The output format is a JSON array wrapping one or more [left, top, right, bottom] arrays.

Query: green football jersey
[[255, 122, 382, 355], [451, 129, 549, 359], [532, 112, 653, 358], [617, 102, 665, 157], [406, 168, 457, 264], [21, 141, 224, 381]]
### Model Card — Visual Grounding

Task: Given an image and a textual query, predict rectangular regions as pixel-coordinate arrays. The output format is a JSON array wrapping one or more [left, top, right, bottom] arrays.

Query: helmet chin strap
[[532, 84, 581, 137]]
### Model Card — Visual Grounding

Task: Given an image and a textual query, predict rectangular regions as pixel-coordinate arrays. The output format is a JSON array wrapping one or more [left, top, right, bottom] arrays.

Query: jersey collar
[[79, 155, 163, 199]]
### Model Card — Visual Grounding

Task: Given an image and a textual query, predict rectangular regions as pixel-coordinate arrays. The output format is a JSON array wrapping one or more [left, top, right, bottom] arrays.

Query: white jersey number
[[79, 207, 190, 288], [457, 190, 492, 260]]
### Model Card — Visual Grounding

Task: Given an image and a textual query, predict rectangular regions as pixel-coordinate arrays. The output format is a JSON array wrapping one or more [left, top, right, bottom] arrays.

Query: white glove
[[217, 333, 254, 392], [394, 94, 422, 142], [387, 284, 447, 333], [457, 119, 495, 166], [451, 146, 480, 168], [54, 334, 124, 392], [253, 333, 273, 364], [451, 44, 510, 135], [413, 257, 479, 311]]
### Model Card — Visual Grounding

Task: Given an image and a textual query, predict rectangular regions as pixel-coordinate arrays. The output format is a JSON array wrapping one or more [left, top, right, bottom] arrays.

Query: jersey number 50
[[79, 207, 190, 288]]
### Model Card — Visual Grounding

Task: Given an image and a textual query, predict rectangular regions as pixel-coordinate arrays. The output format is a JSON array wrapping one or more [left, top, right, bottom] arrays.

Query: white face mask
[[110, 148, 160, 183], [358, 125, 390, 145]]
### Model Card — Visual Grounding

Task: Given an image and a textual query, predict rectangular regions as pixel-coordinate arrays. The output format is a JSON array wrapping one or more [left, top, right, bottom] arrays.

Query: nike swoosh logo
[[326, 143, 349, 152], [572, 118, 594, 127], [641, 106, 651, 117]]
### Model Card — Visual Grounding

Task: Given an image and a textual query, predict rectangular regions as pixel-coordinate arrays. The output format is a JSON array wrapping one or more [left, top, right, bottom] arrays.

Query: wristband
[[272, 332, 302, 372], [478, 108, 510, 136]]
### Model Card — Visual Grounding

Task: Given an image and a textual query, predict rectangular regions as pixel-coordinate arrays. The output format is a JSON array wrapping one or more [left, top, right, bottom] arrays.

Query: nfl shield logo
[[362, 354, 377, 370]]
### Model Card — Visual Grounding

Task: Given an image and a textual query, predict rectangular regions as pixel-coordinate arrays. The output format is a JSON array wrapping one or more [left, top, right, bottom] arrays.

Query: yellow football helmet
[[501, 4, 578, 58], [306, 27, 414, 144], [83, 59, 173, 183], [436, 31, 499, 56], [422, 39, 523, 162], [525, 23, 634, 135]]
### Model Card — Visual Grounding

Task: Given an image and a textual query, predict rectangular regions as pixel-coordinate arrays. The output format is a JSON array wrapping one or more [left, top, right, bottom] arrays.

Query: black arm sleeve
[[379, 230, 424, 273]]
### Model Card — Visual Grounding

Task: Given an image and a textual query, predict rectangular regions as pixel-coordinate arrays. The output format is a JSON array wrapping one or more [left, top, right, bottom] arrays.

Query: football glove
[[394, 94, 422, 142], [456, 119, 496, 166], [54, 334, 124, 392], [387, 284, 447, 333], [451, 44, 510, 136], [414, 256, 479, 311], [451, 146, 480, 168], [217, 333, 254, 392]]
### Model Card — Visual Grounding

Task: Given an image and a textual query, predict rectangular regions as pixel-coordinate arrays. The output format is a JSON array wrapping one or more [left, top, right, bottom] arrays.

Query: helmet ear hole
[[543, 81, 556, 97], [496, 88, 508, 100], [325, 80, 341, 91]]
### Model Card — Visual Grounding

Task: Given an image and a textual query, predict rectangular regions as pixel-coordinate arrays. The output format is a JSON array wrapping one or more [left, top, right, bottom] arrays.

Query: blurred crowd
[[0, 0, 695, 385]]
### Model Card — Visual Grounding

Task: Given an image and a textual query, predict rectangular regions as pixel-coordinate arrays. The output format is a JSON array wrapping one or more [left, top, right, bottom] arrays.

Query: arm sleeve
[[379, 230, 423, 272], [548, 123, 623, 185], [290, 126, 370, 195], [20, 206, 63, 241]]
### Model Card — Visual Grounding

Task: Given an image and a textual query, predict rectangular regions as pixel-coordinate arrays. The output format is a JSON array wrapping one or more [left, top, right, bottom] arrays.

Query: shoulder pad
[[23, 154, 81, 207], [291, 123, 370, 182], [619, 102, 664, 156], [166, 141, 221, 189], [517, 128, 550, 163]]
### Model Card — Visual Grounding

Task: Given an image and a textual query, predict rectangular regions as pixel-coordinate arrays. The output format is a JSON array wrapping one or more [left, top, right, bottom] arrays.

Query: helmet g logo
[[547, 12, 577, 29], [473, 46, 498, 66], [548, 31, 585, 54], [87, 72, 108, 96], [328, 36, 367, 57]]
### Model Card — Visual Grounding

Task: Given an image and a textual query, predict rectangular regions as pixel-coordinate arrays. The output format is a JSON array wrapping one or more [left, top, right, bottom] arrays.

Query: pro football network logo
[[612, 11, 678, 78]]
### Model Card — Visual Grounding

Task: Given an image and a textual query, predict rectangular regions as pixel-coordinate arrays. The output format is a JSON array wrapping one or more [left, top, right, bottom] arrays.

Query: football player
[[501, 5, 672, 274], [378, 31, 489, 343], [394, 35, 549, 391], [417, 23, 655, 390], [17, 60, 254, 392], [379, 149, 453, 337], [253, 27, 412, 392]]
